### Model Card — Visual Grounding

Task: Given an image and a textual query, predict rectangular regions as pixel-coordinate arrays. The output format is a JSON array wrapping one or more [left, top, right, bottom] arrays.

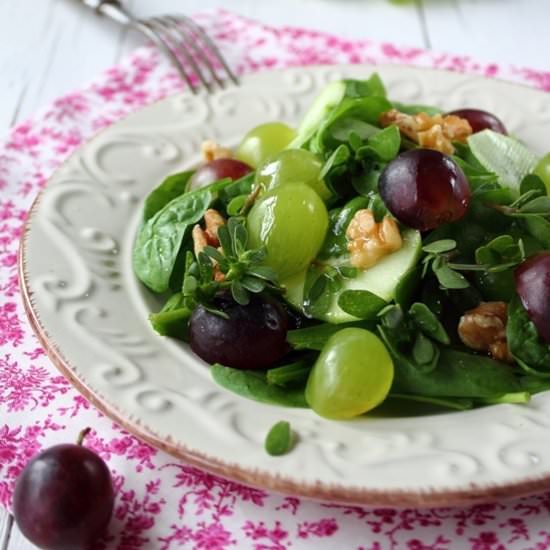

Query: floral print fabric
[[2, 9, 550, 549]]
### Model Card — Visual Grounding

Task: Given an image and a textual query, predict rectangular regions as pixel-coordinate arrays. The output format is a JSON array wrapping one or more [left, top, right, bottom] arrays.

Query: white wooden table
[[1, 0, 549, 548]]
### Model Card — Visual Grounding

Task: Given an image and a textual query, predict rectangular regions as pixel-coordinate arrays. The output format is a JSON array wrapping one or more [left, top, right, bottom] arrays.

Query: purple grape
[[189, 292, 289, 369], [447, 108, 507, 135], [188, 158, 252, 190], [379, 149, 471, 231], [13, 437, 114, 550], [515, 252, 550, 342]]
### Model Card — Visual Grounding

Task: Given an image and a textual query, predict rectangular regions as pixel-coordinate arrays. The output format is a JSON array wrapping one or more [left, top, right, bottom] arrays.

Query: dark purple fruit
[[447, 108, 507, 135], [515, 252, 550, 343], [189, 292, 289, 369], [379, 149, 471, 231], [13, 438, 114, 550], [188, 158, 252, 190]]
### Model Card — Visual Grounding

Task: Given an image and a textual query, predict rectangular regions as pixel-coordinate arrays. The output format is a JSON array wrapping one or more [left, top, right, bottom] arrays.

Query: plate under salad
[[21, 65, 550, 506]]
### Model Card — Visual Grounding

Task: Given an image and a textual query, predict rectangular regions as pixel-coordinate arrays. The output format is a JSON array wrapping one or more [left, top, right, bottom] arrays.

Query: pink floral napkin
[[2, 9, 550, 550]]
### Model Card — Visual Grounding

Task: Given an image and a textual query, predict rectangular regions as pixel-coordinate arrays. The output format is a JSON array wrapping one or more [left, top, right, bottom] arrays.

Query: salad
[[133, 73, 550, 421]]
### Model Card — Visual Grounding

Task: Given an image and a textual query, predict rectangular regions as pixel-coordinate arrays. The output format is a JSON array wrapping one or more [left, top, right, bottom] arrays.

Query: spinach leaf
[[507, 295, 550, 374], [267, 359, 313, 387], [149, 292, 192, 339], [387, 393, 474, 411], [344, 74, 387, 98], [388, 345, 522, 398], [133, 190, 212, 292], [337, 289, 387, 320], [211, 364, 308, 407], [143, 171, 194, 221], [311, 96, 392, 154], [287, 321, 375, 351], [356, 126, 401, 162], [217, 172, 255, 205]]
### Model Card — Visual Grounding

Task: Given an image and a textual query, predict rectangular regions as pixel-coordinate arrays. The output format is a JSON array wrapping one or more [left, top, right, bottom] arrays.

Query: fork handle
[[74, 0, 135, 26]]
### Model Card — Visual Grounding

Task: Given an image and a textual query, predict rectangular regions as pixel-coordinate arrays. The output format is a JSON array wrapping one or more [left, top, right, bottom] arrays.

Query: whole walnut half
[[458, 301, 513, 363]]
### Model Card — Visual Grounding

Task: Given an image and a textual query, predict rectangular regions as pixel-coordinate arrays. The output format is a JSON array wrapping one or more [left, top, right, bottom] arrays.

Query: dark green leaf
[[202, 245, 225, 264], [240, 276, 265, 293], [143, 171, 194, 221], [520, 174, 547, 197], [211, 364, 308, 407], [387, 393, 473, 411], [337, 289, 387, 320], [434, 265, 470, 289], [319, 144, 351, 180], [344, 74, 387, 98], [287, 321, 375, 351], [362, 126, 401, 162], [217, 224, 233, 258], [247, 265, 279, 282], [133, 190, 212, 293], [507, 295, 550, 374], [524, 215, 550, 246], [231, 280, 249, 305], [217, 172, 255, 204], [422, 239, 457, 254], [394, 267, 422, 310], [409, 302, 450, 344], [378, 304, 405, 330], [387, 343, 523, 398], [265, 421, 295, 456], [227, 194, 248, 216], [412, 332, 438, 367], [197, 251, 214, 281], [348, 131, 363, 152], [149, 294, 191, 339], [370, 194, 388, 223], [267, 360, 313, 386], [519, 196, 550, 215]]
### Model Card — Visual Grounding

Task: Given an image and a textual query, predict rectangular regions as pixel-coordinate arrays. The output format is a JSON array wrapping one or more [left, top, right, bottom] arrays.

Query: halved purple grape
[[188, 158, 252, 190], [189, 292, 289, 369], [379, 149, 471, 231], [515, 252, 550, 343], [447, 108, 507, 135]]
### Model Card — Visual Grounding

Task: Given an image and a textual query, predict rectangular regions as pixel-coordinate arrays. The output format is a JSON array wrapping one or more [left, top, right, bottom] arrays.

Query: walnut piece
[[379, 109, 472, 155], [192, 224, 208, 257], [201, 140, 233, 162], [204, 208, 226, 247], [191, 210, 227, 282], [346, 209, 403, 270], [458, 301, 513, 363]]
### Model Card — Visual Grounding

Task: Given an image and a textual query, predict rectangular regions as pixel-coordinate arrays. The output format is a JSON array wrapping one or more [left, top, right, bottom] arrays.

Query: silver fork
[[77, 0, 239, 93]]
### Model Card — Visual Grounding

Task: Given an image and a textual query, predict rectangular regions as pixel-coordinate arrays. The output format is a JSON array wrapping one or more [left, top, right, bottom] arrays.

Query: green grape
[[247, 183, 328, 280], [235, 122, 296, 169], [535, 153, 550, 194], [305, 328, 394, 419], [256, 149, 333, 201]]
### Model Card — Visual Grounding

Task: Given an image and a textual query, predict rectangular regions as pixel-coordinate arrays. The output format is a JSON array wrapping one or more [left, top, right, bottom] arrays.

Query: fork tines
[[136, 15, 239, 94]]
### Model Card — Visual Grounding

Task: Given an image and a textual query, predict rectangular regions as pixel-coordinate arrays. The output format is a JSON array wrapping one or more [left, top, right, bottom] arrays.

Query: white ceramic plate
[[20, 65, 550, 507]]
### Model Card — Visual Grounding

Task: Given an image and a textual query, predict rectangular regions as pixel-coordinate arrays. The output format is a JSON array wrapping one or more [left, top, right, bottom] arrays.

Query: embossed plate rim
[[19, 63, 550, 507]]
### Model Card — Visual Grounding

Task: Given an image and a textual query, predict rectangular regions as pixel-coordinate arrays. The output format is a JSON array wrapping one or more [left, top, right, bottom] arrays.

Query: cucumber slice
[[283, 229, 422, 323], [290, 81, 346, 149], [467, 130, 538, 192]]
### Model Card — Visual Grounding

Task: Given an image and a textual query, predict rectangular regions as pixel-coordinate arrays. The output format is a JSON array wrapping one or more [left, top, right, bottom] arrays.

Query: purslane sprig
[[421, 236, 526, 290], [183, 217, 281, 311]]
